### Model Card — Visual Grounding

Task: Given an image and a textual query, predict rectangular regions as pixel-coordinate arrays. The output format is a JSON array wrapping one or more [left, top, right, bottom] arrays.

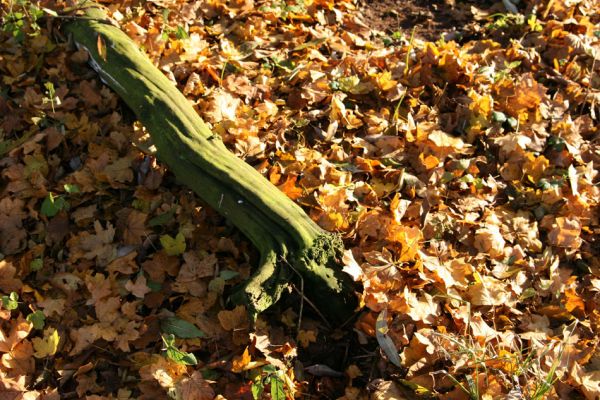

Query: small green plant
[[1, 292, 19, 310], [40, 192, 69, 217], [250, 365, 291, 400], [1, 0, 44, 42], [159, 9, 188, 41], [26, 310, 46, 329], [161, 334, 197, 365], [30, 257, 43, 271], [43, 81, 57, 112], [433, 321, 576, 400], [258, 0, 307, 21]]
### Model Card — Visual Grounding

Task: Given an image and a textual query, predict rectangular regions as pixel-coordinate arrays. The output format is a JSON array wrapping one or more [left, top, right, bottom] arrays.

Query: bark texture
[[62, 3, 356, 324]]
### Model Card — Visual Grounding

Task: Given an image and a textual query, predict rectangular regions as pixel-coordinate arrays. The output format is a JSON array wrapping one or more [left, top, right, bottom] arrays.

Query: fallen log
[[62, 3, 357, 324]]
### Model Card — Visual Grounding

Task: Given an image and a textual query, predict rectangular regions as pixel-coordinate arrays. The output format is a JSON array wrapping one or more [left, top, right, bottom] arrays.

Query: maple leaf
[[1, 340, 35, 375], [404, 290, 440, 325], [231, 347, 251, 373], [69, 325, 102, 356], [473, 225, 506, 259], [125, 274, 151, 298], [0, 316, 32, 353], [547, 217, 582, 249], [217, 305, 249, 331], [67, 221, 117, 266], [297, 330, 317, 348], [32, 328, 59, 358], [160, 232, 186, 256], [570, 362, 600, 400], [0, 260, 22, 293], [95, 296, 121, 323], [0, 198, 27, 255], [123, 209, 148, 245], [139, 355, 188, 388], [468, 276, 514, 306], [173, 371, 215, 400]]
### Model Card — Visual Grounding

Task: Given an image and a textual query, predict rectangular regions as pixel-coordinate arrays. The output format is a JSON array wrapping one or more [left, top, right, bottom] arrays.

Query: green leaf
[[160, 317, 206, 339], [201, 368, 220, 380], [175, 26, 188, 39], [270, 376, 285, 400], [27, 310, 46, 329], [148, 208, 175, 227], [208, 277, 225, 294], [41, 193, 68, 217], [166, 346, 198, 365], [375, 309, 402, 367], [251, 381, 264, 400], [63, 183, 80, 193], [220, 270, 239, 281], [160, 232, 186, 255], [162, 334, 198, 365], [147, 280, 162, 292], [491, 111, 507, 123], [41, 7, 59, 17], [2, 292, 19, 310], [44, 81, 55, 97], [30, 258, 43, 271]]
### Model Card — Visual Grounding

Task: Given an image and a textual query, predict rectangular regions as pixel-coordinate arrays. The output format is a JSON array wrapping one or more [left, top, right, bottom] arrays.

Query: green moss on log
[[62, 3, 356, 324]]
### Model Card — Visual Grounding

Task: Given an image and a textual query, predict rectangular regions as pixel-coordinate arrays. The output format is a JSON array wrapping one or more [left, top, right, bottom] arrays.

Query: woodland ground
[[1, 0, 600, 399]]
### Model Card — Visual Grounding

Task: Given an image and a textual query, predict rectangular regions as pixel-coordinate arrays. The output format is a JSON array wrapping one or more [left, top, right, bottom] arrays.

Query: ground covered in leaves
[[1, 0, 600, 399]]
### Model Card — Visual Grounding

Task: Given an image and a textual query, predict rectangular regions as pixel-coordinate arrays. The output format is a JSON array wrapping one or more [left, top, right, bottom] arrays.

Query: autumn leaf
[[160, 232, 186, 256], [124, 273, 151, 298], [32, 328, 59, 358], [297, 330, 317, 348], [231, 347, 251, 373], [217, 305, 249, 331]]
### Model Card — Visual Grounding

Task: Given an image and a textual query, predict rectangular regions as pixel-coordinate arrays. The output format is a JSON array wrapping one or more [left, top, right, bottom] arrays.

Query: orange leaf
[[97, 34, 107, 61], [278, 176, 303, 200], [231, 347, 251, 373]]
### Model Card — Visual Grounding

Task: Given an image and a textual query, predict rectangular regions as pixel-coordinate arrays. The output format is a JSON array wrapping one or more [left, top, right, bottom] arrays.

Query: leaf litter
[[1, 0, 600, 398]]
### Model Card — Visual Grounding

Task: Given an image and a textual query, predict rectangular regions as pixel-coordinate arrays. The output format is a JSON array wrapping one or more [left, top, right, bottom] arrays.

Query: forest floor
[[1, 0, 600, 399]]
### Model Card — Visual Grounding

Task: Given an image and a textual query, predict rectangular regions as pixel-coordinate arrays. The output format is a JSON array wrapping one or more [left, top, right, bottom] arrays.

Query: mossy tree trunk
[[62, 3, 356, 324]]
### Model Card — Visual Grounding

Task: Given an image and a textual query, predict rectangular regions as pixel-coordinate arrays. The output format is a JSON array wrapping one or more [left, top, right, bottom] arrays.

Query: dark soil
[[358, 0, 501, 41]]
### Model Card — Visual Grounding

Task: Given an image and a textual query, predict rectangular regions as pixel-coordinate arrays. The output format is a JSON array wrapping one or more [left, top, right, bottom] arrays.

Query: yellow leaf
[[297, 329, 317, 348], [160, 232, 186, 256], [32, 328, 59, 358], [522, 153, 549, 181]]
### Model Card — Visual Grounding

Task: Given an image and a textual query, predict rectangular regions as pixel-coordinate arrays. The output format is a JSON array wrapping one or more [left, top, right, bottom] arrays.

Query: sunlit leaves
[[2, 0, 600, 398], [32, 328, 59, 358], [162, 334, 197, 365], [2, 292, 19, 311]]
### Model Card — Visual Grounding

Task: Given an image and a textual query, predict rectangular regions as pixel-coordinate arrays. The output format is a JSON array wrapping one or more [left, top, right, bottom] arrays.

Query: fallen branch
[[61, 2, 357, 324]]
